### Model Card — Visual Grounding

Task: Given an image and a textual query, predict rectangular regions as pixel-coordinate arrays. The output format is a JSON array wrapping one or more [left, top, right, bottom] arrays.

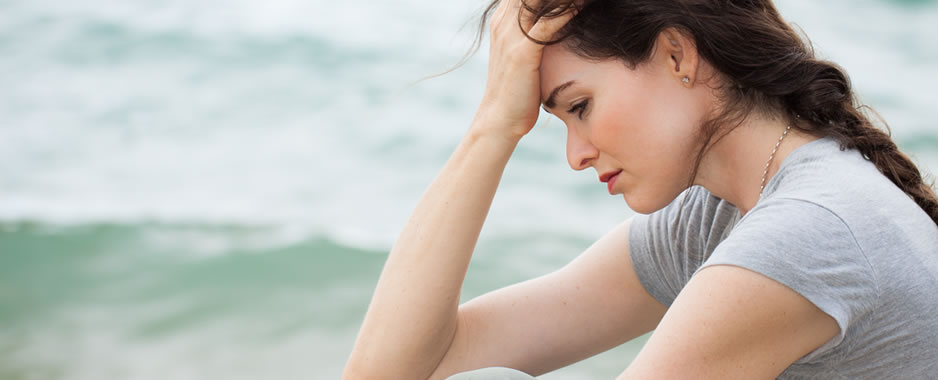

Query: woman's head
[[473, 0, 938, 223], [468, 0, 938, 224], [538, 28, 716, 213], [533, 0, 832, 213]]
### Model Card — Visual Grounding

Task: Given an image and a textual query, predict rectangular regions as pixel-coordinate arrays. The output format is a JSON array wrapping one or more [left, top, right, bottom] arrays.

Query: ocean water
[[0, 0, 936, 379]]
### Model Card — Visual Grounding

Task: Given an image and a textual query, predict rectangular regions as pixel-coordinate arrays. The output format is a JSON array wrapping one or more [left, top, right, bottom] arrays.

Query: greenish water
[[0, 223, 381, 327], [0, 222, 636, 379], [1, 0, 936, 379]]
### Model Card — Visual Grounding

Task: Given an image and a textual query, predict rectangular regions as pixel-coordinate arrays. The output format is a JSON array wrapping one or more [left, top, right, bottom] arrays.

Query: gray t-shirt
[[629, 137, 938, 379]]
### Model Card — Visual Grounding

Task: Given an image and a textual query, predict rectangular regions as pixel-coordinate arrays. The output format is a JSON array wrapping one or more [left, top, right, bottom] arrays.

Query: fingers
[[491, 0, 576, 40], [519, 0, 573, 31], [490, 0, 520, 34], [526, 4, 577, 42]]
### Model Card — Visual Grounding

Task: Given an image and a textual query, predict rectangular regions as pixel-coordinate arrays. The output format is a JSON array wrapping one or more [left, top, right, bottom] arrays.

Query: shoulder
[[702, 197, 879, 357], [765, 136, 914, 223], [708, 197, 874, 287], [619, 199, 868, 379]]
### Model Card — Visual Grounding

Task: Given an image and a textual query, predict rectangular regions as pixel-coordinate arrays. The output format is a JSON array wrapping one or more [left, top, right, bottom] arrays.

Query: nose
[[566, 124, 599, 171]]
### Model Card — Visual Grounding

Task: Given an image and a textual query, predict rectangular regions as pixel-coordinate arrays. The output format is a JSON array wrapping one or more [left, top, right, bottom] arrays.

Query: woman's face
[[538, 42, 714, 214]]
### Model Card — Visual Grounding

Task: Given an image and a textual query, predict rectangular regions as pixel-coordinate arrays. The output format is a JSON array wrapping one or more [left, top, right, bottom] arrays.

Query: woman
[[344, 0, 938, 378]]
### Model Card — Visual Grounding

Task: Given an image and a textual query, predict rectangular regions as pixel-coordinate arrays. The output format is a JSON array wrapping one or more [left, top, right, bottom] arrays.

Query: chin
[[622, 190, 681, 215]]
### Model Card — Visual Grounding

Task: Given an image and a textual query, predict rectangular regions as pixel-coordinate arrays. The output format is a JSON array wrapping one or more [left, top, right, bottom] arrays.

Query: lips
[[599, 169, 623, 194]]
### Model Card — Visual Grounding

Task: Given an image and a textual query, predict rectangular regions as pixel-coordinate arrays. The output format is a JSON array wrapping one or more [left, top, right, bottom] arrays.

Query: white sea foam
[[0, 0, 935, 249]]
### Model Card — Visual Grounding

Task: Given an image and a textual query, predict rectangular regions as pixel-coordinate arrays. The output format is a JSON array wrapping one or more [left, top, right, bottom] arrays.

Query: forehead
[[539, 44, 591, 93], [539, 45, 637, 102]]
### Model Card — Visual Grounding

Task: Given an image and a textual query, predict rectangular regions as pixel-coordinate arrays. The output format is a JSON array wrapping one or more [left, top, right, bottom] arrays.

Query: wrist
[[469, 112, 527, 146], [466, 122, 524, 150]]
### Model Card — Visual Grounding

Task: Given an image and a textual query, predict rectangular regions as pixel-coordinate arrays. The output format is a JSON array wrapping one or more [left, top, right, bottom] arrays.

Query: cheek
[[593, 73, 704, 213], [606, 77, 703, 161], [592, 79, 674, 161]]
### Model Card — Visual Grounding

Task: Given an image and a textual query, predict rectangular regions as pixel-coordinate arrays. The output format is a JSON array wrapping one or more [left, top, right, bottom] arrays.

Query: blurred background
[[0, 0, 935, 379]]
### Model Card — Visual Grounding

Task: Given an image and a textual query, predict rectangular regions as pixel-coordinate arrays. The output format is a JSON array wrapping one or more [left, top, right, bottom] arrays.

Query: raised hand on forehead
[[476, 0, 577, 139]]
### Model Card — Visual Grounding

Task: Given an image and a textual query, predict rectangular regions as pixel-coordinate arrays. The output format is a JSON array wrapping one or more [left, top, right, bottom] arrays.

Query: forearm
[[344, 119, 521, 379]]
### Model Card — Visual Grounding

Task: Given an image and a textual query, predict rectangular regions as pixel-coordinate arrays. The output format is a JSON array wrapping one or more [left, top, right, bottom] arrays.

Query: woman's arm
[[346, 212, 668, 380], [618, 265, 839, 379], [427, 219, 666, 379], [343, 1, 579, 379], [342, 125, 520, 380]]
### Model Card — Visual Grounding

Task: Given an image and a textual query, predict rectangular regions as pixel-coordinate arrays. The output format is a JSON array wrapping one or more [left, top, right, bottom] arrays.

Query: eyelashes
[[566, 99, 590, 120]]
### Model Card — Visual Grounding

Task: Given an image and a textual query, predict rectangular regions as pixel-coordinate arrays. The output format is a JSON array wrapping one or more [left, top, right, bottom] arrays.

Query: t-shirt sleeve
[[629, 187, 741, 307], [698, 198, 878, 362]]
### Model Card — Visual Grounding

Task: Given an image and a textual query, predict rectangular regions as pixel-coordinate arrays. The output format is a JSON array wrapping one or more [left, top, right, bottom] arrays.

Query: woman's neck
[[694, 115, 820, 216]]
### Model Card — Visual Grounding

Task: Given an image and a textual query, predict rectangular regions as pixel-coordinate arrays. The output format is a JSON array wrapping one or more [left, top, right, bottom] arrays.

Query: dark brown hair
[[471, 0, 938, 225]]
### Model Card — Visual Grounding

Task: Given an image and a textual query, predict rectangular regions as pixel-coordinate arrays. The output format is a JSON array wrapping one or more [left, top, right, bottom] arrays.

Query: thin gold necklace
[[759, 125, 792, 197]]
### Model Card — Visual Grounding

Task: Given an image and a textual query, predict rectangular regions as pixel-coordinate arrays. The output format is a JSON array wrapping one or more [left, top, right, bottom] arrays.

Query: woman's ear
[[658, 28, 700, 87]]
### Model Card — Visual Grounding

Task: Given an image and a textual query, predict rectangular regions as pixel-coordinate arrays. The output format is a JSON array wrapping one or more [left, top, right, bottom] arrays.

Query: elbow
[[343, 355, 442, 380], [342, 352, 388, 380], [342, 361, 383, 380], [343, 357, 429, 380]]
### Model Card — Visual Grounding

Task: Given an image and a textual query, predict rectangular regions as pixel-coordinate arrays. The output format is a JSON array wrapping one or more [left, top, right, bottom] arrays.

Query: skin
[[343, 1, 840, 379]]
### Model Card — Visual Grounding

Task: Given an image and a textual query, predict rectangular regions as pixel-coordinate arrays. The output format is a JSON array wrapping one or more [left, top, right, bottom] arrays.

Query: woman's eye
[[566, 100, 590, 120]]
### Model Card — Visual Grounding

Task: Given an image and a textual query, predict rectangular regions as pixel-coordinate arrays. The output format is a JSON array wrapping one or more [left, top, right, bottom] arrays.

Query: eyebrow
[[542, 80, 576, 110]]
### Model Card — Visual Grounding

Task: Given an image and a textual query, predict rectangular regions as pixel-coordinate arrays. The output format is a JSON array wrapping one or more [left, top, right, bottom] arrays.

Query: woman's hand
[[473, 0, 577, 140]]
